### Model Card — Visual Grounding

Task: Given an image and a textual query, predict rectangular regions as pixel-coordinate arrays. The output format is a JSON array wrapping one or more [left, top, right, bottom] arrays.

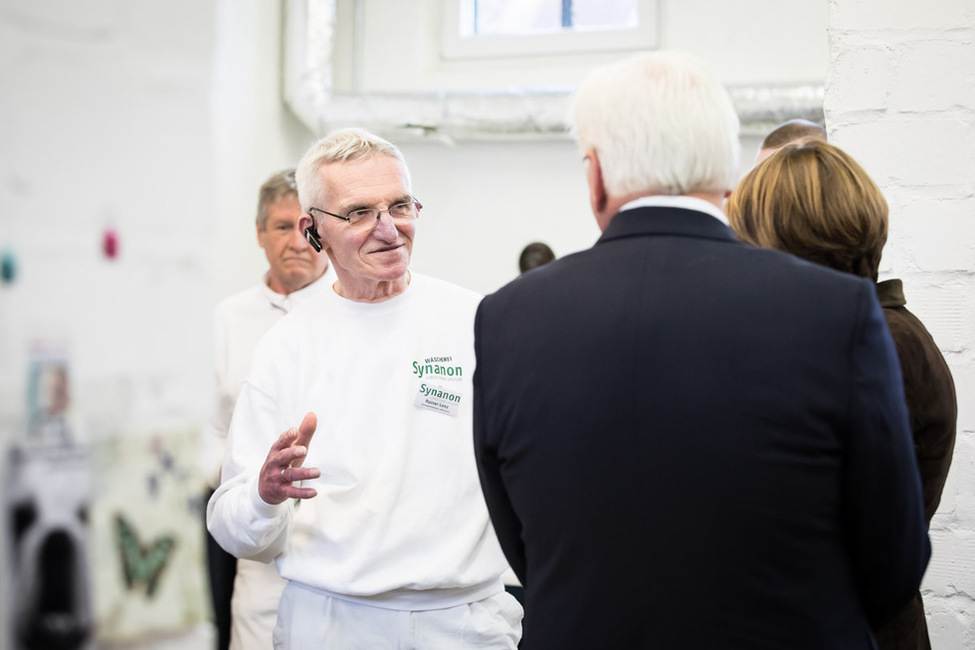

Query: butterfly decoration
[[114, 513, 176, 598], [146, 438, 188, 500]]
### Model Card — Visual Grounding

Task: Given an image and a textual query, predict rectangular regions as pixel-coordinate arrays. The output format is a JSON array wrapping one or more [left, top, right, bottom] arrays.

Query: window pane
[[572, 0, 638, 30], [474, 0, 561, 35], [470, 0, 638, 36]]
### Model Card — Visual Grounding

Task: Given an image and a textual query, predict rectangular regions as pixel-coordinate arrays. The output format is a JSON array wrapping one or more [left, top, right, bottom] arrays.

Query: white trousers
[[229, 558, 287, 650], [272, 582, 523, 650]]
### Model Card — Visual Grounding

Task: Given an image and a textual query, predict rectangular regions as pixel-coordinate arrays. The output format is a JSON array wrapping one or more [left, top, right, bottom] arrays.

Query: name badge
[[414, 383, 462, 417]]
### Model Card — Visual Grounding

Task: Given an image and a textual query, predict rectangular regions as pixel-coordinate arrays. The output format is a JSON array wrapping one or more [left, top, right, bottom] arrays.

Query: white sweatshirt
[[207, 274, 508, 611]]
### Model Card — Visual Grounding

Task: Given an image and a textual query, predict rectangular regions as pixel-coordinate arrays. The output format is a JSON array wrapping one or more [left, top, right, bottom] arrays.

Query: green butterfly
[[114, 513, 176, 598]]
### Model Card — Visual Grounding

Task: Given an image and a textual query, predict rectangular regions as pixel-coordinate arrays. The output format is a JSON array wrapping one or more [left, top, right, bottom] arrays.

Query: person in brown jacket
[[726, 139, 957, 650]]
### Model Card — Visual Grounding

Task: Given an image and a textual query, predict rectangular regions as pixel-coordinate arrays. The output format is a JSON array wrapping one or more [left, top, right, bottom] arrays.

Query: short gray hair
[[256, 169, 298, 230], [295, 128, 409, 212], [568, 51, 741, 197]]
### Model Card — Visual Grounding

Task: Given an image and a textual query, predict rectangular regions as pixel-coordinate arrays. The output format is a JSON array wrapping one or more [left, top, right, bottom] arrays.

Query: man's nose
[[371, 211, 399, 240]]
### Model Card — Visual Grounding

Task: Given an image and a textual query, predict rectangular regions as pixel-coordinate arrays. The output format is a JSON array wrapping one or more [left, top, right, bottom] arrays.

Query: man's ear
[[298, 213, 313, 235], [256, 222, 267, 250], [585, 149, 611, 230]]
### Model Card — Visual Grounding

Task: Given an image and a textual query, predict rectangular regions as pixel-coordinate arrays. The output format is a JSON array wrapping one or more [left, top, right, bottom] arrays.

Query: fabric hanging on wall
[[88, 430, 211, 643]]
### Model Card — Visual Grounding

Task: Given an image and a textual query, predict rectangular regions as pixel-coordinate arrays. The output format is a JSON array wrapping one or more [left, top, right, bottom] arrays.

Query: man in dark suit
[[472, 50, 930, 650]]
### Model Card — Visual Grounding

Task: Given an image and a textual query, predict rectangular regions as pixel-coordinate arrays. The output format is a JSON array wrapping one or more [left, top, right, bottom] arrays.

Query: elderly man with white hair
[[208, 128, 522, 650], [472, 50, 929, 649]]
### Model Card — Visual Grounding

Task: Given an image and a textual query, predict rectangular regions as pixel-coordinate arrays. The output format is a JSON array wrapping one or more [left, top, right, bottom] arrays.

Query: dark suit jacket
[[473, 207, 931, 650]]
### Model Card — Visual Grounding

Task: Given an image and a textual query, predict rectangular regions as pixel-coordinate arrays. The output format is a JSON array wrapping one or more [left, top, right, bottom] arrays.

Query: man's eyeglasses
[[309, 198, 422, 231]]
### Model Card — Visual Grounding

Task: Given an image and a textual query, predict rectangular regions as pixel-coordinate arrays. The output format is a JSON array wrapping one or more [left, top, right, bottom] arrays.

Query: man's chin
[[275, 269, 318, 290], [361, 264, 409, 286]]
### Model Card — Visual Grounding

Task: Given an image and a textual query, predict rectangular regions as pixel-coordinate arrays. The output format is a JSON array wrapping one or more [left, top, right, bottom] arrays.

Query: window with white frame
[[443, 0, 658, 60], [283, 0, 824, 140]]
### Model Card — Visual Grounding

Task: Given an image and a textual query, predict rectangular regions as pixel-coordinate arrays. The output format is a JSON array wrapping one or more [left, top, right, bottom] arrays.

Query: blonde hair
[[726, 141, 888, 280]]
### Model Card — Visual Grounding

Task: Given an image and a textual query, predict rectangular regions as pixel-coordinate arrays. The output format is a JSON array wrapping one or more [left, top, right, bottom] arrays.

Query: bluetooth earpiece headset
[[304, 224, 323, 252]]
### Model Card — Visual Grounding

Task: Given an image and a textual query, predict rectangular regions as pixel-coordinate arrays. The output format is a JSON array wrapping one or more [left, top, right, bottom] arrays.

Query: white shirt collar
[[260, 266, 333, 312], [619, 195, 730, 227]]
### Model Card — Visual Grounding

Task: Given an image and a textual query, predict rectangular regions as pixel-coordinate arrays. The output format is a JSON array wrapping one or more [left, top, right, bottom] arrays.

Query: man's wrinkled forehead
[[319, 155, 412, 199], [321, 152, 411, 178]]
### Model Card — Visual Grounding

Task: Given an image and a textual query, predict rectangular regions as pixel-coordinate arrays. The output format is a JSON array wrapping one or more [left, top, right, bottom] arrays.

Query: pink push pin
[[103, 227, 119, 259]]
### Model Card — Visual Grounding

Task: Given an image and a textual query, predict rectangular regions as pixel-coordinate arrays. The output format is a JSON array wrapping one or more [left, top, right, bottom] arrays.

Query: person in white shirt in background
[[204, 168, 333, 650], [207, 128, 522, 650]]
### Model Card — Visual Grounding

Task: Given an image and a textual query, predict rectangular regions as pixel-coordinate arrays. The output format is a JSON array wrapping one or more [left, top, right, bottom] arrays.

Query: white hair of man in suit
[[568, 50, 741, 220]]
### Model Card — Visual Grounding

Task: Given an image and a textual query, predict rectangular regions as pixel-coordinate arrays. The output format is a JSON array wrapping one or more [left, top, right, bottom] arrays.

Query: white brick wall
[[828, 1, 975, 647]]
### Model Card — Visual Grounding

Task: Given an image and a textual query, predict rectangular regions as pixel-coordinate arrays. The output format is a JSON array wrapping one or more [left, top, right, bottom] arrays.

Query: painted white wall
[[0, 1, 219, 648], [827, 0, 975, 646], [212, 0, 318, 305], [0, 0, 217, 433]]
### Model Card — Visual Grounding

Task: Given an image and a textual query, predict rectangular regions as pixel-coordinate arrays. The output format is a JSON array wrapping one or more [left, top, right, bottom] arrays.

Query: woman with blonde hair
[[727, 140, 956, 650], [729, 141, 887, 280]]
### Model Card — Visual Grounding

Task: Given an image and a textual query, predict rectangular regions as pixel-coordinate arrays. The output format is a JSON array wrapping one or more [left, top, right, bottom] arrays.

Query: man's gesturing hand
[[258, 411, 320, 505]]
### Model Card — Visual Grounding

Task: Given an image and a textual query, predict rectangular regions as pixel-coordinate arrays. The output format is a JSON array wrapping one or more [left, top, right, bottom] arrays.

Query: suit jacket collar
[[597, 206, 739, 246]]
